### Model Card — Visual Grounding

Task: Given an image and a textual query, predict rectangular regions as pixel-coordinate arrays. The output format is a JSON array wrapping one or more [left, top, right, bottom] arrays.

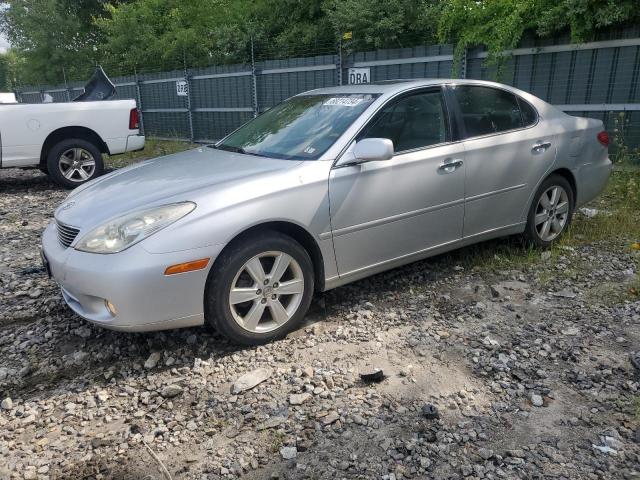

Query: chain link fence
[[15, 27, 640, 153]]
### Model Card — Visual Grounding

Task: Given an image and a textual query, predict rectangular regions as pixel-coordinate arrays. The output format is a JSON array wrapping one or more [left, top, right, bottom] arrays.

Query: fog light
[[105, 300, 118, 316]]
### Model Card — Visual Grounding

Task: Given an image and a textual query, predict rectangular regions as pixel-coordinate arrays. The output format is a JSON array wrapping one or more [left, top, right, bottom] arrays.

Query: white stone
[[280, 446, 297, 460], [289, 393, 312, 405], [231, 367, 273, 394], [144, 351, 162, 369]]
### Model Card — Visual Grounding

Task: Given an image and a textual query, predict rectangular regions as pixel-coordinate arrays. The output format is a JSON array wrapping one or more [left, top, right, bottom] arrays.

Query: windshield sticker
[[323, 97, 364, 107], [303, 145, 316, 154]]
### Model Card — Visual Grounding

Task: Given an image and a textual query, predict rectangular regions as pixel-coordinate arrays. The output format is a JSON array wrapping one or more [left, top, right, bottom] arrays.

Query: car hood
[[55, 147, 303, 227]]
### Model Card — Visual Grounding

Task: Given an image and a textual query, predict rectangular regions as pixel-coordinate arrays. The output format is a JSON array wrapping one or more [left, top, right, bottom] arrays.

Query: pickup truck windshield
[[212, 93, 379, 160]]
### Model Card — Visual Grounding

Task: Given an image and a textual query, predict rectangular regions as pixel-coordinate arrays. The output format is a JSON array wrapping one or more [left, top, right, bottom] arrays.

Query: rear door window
[[453, 85, 524, 138]]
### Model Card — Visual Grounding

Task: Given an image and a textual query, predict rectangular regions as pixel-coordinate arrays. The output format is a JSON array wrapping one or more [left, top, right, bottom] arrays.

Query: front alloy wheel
[[229, 251, 305, 333], [205, 232, 314, 345]]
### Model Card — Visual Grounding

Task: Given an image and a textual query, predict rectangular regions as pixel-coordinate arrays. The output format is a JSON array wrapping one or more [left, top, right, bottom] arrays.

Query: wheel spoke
[[540, 219, 551, 239], [77, 168, 90, 180], [535, 212, 548, 226], [539, 192, 552, 209], [72, 148, 82, 162], [270, 253, 291, 283], [551, 217, 563, 233], [80, 159, 95, 167], [556, 201, 569, 215], [244, 257, 266, 284], [230, 288, 260, 305], [549, 187, 559, 207], [277, 279, 304, 295], [59, 156, 72, 166], [268, 299, 290, 325], [63, 168, 76, 179], [243, 301, 266, 331]]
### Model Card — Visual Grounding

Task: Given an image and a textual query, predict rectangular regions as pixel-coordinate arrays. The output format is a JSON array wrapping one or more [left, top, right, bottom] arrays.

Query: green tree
[[97, 0, 246, 72], [0, 0, 108, 84], [323, 0, 443, 51], [0, 50, 19, 90], [96, 0, 335, 72]]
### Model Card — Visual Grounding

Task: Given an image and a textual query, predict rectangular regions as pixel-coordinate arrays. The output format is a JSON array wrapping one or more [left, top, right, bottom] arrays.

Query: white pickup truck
[[0, 68, 145, 188]]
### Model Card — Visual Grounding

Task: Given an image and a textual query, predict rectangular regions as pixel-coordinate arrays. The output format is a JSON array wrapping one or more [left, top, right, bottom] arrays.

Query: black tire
[[523, 174, 574, 248], [46, 138, 104, 189], [204, 231, 314, 345]]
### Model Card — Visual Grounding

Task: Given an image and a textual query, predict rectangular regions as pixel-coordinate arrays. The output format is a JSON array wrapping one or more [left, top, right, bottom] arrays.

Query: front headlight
[[75, 202, 196, 254]]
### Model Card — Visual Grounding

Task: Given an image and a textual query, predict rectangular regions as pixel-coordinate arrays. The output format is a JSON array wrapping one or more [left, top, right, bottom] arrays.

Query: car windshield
[[212, 93, 379, 160]]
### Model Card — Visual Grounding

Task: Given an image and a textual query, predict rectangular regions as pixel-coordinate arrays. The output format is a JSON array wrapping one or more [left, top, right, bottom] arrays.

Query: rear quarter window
[[517, 97, 538, 126]]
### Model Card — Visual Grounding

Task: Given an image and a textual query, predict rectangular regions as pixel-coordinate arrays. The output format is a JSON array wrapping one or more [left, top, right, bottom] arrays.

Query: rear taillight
[[129, 108, 140, 130], [597, 131, 609, 147]]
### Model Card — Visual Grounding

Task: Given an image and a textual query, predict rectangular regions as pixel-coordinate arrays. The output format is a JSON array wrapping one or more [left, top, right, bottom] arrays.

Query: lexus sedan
[[42, 79, 612, 345]]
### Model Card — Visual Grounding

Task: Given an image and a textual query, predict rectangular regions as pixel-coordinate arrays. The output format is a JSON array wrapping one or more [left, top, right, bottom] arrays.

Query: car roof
[[299, 79, 507, 96]]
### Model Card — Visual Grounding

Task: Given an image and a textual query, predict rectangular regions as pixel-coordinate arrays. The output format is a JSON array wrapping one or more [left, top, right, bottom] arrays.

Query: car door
[[449, 84, 557, 237], [329, 87, 466, 278]]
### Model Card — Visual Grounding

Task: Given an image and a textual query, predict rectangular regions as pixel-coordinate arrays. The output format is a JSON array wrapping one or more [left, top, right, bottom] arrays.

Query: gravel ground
[[1, 167, 639, 480]]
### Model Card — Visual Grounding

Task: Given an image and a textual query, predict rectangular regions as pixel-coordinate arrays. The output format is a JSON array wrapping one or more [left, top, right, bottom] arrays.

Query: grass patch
[[106, 138, 197, 169], [560, 167, 640, 245]]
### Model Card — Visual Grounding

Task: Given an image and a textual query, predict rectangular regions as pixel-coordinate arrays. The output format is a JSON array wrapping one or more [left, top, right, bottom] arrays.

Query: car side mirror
[[335, 138, 394, 167]]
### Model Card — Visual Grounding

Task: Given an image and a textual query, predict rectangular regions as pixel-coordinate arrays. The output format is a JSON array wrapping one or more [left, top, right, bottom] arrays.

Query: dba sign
[[348, 68, 371, 84]]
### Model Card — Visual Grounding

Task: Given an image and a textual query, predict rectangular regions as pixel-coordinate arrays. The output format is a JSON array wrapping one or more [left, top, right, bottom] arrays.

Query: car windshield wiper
[[210, 143, 246, 154], [209, 144, 270, 158]]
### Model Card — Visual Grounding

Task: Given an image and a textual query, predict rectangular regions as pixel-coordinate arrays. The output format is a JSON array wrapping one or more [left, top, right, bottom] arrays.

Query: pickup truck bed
[[0, 99, 145, 188]]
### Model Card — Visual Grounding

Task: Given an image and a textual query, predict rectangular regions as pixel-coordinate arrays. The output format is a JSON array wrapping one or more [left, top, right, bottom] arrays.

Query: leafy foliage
[[438, 0, 640, 68], [323, 0, 442, 51], [1, 0, 639, 84], [0, 0, 108, 84], [0, 51, 19, 90]]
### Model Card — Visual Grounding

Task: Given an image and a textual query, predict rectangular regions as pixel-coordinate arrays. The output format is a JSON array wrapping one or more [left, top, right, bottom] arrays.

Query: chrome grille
[[56, 220, 80, 248]]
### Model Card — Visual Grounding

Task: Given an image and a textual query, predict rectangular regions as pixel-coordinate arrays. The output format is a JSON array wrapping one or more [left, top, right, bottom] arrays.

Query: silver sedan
[[42, 79, 612, 345]]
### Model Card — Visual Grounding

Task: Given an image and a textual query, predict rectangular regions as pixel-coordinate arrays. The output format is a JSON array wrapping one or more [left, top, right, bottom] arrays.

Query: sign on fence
[[348, 68, 370, 85], [176, 80, 189, 96]]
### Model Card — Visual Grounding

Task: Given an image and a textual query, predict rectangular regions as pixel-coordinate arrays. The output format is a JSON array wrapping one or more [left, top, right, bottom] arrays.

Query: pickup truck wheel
[[204, 232, 314, 345], [47, 138, 104, 188]]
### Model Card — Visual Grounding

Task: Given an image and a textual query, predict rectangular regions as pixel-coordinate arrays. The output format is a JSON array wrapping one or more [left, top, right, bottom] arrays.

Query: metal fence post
[[337, 37, 343, 86], [134, 68, 145, 136], [62, 67, 71, 102], [460, 47, 468, 79], [250, 36, 259, 117], [183, 52, 195, 142]]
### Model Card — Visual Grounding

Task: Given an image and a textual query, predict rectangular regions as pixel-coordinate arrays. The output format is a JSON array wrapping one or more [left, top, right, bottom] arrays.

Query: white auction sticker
[[323, 97, 363, 107]]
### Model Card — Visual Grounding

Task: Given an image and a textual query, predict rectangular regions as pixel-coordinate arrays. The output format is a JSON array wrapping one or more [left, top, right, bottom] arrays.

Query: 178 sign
[[176, 80, 189, 96]]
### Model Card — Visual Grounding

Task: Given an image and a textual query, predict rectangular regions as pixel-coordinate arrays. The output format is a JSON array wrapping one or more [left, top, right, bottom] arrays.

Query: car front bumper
[[42, 221, 224, 332]]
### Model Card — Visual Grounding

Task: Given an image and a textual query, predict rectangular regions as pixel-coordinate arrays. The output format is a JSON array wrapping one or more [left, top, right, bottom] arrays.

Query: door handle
[[532, 142, 551, 153], [438, 158, 463, 173]]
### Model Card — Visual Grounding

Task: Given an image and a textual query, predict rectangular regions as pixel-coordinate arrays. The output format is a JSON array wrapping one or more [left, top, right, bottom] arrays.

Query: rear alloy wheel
[[524, 174, 574, 247], [205, 232, 314, 345], [46, 138, 104, 189]]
